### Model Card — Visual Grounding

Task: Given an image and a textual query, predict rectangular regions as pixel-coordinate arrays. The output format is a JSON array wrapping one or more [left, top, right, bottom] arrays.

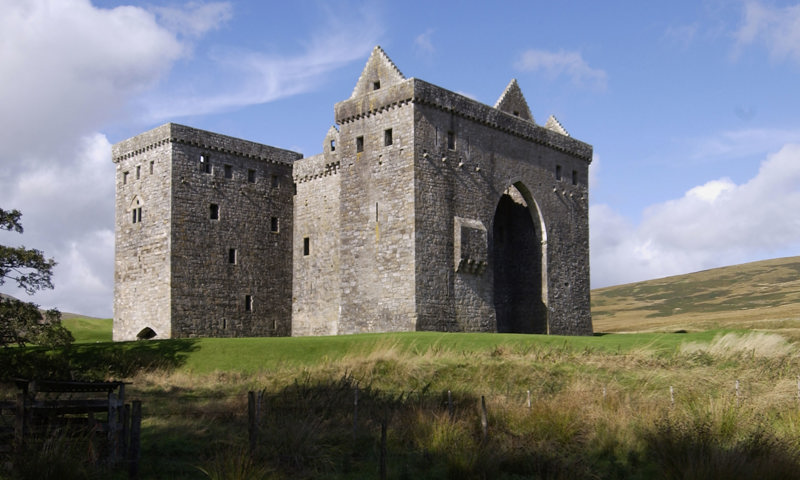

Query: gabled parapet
[[350, 45, 406, 99], [544, 115, 570, 137], [494, 79, 534, 123], [336, 79, 592, 162]]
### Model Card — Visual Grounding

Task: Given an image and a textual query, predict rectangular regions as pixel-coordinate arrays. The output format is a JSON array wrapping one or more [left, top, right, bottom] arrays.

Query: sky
[[1, 0, 800, 318]]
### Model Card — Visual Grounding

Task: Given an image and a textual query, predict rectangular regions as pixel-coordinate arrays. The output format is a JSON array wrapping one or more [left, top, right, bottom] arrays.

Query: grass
[[4, 256, 800, 478]]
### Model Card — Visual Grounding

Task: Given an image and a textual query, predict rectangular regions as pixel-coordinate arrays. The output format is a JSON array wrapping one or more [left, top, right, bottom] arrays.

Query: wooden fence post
[[128, 400, 142, 479], [480, 396, 488, 442]]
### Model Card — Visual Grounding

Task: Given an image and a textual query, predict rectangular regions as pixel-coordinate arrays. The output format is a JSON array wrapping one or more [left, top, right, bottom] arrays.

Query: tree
[[0, 208, 72, 347]]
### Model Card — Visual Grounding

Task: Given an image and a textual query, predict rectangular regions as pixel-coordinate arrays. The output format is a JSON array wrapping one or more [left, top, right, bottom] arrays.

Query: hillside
[[592, 256, 800, 335]]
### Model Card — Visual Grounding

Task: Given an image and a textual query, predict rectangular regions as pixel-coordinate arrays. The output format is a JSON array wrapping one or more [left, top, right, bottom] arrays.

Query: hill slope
[[592, 256, 800, 334]]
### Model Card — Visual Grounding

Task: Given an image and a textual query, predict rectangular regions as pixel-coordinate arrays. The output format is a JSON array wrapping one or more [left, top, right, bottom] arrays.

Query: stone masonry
[[113, 46, 592, 340]]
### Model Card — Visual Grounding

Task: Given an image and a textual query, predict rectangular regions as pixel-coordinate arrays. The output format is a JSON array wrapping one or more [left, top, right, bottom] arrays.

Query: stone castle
[[112, 47, 592, 341]]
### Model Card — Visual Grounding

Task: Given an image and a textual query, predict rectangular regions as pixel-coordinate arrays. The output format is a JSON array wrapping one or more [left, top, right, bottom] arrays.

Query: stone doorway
[[492, 183, 548, 333]]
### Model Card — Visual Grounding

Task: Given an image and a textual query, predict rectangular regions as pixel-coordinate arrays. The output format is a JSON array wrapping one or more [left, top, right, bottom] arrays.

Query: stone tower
[[112, 47, 592, 340], [112, 124, 300, 341], [292, 47, 592, 336]]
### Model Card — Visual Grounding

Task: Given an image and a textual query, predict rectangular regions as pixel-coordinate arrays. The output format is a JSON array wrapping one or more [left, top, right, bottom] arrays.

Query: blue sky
[[2, 0, 800, 317]]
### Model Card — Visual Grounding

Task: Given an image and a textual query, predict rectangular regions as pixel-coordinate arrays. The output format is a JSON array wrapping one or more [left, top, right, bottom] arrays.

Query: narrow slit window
[[224, 164, 233, 179], [356, 136, 364, 153], [123, 171, 129, 185], [447, 131, 455, 150], [572, 170, 578, 185], [556, 165, 562, 181], [245, 295, 253, 312], [270, 217, 279, 233], [136, 165, 141, 180], [209, 203, 219, 220], [303, 237, 310, 256], [132, 207, 142, 224], [247, 169, 256, 183], [149, 161, 154, 174], [228, 248, 237, 264], [271, 175, 279, 188], [384, 128, 393, 146], [330, 140, 336, 151]]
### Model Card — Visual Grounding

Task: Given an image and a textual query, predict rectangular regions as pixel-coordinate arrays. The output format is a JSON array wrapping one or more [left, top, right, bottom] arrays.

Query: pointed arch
[[130, 196, 143, 224], [492, 182, 548, 333]]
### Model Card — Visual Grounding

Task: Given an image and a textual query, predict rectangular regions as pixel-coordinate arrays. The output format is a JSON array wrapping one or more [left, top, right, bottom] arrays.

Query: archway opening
[[492, 184, 547, 333], [136, 327, 157, 340]]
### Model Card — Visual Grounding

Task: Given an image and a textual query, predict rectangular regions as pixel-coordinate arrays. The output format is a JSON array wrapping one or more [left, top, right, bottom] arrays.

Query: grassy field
[[3, 256, 800, 479]]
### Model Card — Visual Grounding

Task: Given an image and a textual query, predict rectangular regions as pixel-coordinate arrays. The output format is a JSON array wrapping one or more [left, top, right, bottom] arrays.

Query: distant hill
[[591, 256, 800, 335], [0, 292, 103, 321]]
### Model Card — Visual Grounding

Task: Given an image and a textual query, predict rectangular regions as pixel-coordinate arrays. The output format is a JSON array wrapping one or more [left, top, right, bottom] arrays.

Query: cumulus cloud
[[591, 144, 800, 287], [514, 48, 607, 90], [735, 1, 800, 63]]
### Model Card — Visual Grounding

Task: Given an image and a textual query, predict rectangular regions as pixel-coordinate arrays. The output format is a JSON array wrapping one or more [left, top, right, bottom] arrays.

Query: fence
[[0, 380, 141, 477]]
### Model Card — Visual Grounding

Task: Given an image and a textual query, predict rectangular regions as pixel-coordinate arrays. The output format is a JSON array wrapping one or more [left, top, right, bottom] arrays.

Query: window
[[209, 203, 219, 220], [123, 171, 129, 185], [222, 318, 227, 330], [303, 237, 310, 256], [556, 165, 562, 181], [224, 164, 232, 179], [447, 131, 455, 150], [228, 248, 237, 264], [200, 154, 211, 174], [270, 217, 279, 233], [356, 136, 364, 153], [136, 165, 141, 180], [245, 295, 253, 312], [271, 175, 279, 188], [330, 140, 336, 151], [149, 161, 154, 174], [384, 128, 393, 146], [131, 198, 142, 224], [247, 169, 256, 183], [572, 170, 578, 185], [373, 81, 381, 90]]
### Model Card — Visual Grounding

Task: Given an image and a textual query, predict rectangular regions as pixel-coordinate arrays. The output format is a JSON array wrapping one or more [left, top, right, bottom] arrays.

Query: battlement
[[335, 79, 591, 162], [293, 153, 340, 184], [112, 123, 302, 165]]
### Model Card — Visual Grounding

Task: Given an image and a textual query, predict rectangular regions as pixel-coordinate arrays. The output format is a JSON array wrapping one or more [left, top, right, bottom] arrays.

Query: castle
[[112, 47, 592, 341]]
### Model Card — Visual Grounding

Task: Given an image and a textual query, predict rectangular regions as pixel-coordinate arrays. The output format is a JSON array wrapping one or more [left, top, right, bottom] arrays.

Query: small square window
[[556, 165, 562, 181], [373, 81, 380, 90], [224, 165, 232, 179], [356, 136, 364, 153], [270, 217, 279, 233], [384, 128, 393, 146], [247, 169, 256, 183], [228, 248, 237, 264], [210, 203, 219, 220], [123, 171, 129, 185], [447, 131, 455, 150], [245, 295, 253, 312], [200, 155, 211, 174], [303, 237, 310, 256]]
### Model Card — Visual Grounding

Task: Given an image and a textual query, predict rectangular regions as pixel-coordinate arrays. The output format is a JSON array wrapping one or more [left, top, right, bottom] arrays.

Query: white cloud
[[0, 0, 187, 161], [515, 48, 607, 90], [735, 1, 800, 63], [414, 28, 435, 54], [689, 127, 800, 162], [591, 144, 800, 287], [151, 1, 233, 38], [140, 6, 382, 120]]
